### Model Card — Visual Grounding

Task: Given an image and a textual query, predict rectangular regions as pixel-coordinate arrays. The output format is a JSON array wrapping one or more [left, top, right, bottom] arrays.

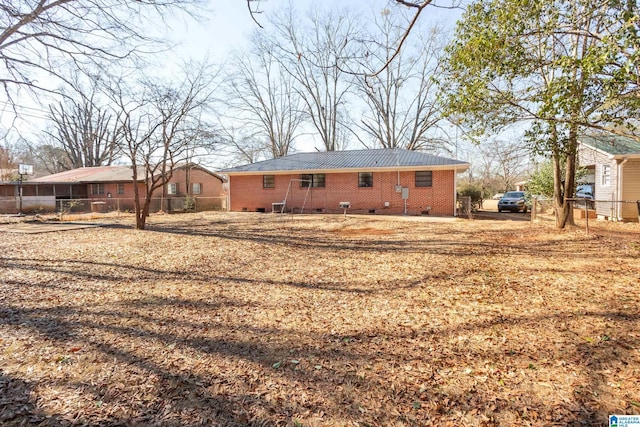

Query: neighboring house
[[0, 164, 226, 214], [514, 181, 527, 192], [161, 164, 228, 211], [578, 134, 640, 221], [222, 148, 470, 216]]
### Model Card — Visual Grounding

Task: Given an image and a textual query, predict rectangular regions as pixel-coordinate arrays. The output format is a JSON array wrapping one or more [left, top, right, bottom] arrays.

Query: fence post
[[584, 199, 589, 235], [636, 200, 640, 223], [531, 197, 537, 224]]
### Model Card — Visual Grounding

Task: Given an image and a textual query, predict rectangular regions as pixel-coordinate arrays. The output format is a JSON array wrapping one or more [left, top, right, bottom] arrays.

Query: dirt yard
[[1, 212, 639, 426]]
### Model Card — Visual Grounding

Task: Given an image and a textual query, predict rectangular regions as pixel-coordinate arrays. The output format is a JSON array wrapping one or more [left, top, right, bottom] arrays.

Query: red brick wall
[[163, 168, 225, 198], [229, 170, 456, 215], [82, 169, 226, 212], [83, 169, 225, 200], [87, 182, 145, 200]]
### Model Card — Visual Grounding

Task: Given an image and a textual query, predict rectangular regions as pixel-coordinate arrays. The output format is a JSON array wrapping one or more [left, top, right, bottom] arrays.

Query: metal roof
[[222, 148, 469, 174], [579, 134, 640, 156], [30, 166, 138, 183], [28, 164, 226, 184]]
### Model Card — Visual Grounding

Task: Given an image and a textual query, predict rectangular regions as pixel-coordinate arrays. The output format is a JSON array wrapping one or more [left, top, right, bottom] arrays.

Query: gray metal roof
[[579, 134, 640, 155], [222, 148, 469, 174]]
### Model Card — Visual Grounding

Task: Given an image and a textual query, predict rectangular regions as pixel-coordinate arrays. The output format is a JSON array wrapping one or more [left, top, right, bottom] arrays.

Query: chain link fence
[[530, 196, 640, 224], [457, 196, 474, 219], [0, 196, 226, 215], [529, 197, 556, 223], [56, 197, 226, 215], [0, 199, 17, 214]]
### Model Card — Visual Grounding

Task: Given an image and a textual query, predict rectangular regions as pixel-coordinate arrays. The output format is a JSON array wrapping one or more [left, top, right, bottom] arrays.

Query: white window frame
[[192, 182, 202, 194], [601, 165, 611, 187], [167, 182, 178, 195]]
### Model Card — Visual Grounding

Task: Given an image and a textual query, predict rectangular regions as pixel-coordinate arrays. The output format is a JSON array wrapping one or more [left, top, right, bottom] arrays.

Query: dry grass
[[1, 212, 639, 426]]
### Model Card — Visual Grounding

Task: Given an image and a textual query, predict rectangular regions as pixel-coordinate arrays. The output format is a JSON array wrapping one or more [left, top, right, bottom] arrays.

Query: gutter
[[612, 154, 640, 160], [224, 164, 471, 176]]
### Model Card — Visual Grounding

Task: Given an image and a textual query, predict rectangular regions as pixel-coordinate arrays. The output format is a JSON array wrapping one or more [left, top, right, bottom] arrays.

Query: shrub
[[458, 184, 483, 210]]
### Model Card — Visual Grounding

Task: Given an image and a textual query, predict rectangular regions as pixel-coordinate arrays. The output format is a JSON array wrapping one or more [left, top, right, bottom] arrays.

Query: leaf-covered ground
[[1, 212, 639, 426]]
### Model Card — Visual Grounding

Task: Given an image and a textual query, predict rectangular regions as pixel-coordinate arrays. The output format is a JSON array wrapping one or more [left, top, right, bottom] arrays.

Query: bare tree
[[365, 1, 462, 76], [109, 64, 215, 230], [476, 138, 531, 193], [28, 143, 74, 175], [45, 82, 122, 168], [355, 8, 448, 151], [0, 0, 204, 122], [223, 31, 304, 159], [269, 5, 361, 151], [216, 125, 267, 166], [0, 144, 17, 180]]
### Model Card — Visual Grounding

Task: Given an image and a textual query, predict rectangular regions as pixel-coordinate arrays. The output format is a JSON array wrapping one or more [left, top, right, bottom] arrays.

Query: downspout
[[453, 168, 458, 217]]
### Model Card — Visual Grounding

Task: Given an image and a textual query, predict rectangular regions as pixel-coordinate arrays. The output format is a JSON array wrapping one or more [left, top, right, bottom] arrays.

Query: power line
[[0, 101, 51, 115]]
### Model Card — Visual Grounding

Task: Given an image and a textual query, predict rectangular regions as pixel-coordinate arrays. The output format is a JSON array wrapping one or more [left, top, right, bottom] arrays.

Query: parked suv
[[576, 184, 594, 200], [498, 191, 528, 213], [575, 184, 594, 208]]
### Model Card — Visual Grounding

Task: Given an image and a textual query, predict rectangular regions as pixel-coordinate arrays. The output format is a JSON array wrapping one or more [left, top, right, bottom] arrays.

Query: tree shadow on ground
[[1, 217, 638, 425], [0, 372, 50, 426], [1, 289, 637, 425], [139, 219, 607, 262]]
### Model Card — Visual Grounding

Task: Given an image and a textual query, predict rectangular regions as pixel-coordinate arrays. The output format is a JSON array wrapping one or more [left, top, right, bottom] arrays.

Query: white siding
[[578, 144, 616, 218], [578, 144, 607, 167], [594, 162, 618, 218]]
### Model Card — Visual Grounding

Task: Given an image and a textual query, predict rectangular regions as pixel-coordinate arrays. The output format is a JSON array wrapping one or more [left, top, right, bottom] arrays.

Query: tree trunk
[[552, 150, 563, 227], [554, 126, 579, 229], [136, 211, 146, 230], [131, 165, 148, 231], [136, 199, 151, 230], [134, 194, 146, 230], [557, 158, 577, 229]]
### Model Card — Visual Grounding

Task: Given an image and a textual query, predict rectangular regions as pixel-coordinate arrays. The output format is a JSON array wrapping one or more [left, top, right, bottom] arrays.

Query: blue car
[[498, 191, 528, 213]]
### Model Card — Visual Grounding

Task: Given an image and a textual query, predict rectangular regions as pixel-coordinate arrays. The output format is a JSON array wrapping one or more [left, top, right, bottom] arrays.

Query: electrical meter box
[[401, 187, 409, 200]]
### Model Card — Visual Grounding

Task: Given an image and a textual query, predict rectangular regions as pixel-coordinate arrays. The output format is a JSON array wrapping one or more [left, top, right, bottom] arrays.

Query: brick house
[[577, 134, 640, 221], [0, 164, 226, 214], [222, 148, 470, 216]]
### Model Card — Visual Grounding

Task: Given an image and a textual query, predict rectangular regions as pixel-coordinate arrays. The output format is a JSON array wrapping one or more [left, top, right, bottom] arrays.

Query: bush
[[458, 184, 483, 210], [184, 195, 195, 212]]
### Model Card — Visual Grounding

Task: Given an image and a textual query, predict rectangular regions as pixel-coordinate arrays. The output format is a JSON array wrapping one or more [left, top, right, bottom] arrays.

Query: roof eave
[[613, 154, 640, 160], [579, 139, 640, 158], [578, 141, 616, 158], [225, 164, 470, 176]]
